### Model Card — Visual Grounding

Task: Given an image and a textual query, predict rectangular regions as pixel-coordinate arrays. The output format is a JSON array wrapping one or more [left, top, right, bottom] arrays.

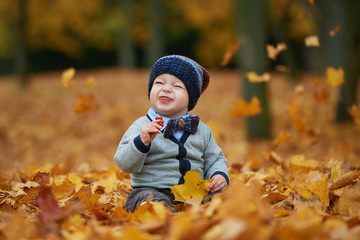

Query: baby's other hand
[[209, 174, 228, 193]]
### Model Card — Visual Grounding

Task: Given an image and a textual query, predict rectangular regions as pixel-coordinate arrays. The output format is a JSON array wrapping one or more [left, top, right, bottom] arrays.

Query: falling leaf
[[326, 67, 344, 88], [61, 67, 76, 88], [84, 76, 96, 88], [247, 71, 271, 83], [329, 23, 340, 37], [170, 170, 212, 202], [267, 43, 287, 60], [305, 35, 320, 47], [229, 97, 262, 117], [308, 0, 315, 5], [74, 93, 100, 114], [221, 38, 241, 66]]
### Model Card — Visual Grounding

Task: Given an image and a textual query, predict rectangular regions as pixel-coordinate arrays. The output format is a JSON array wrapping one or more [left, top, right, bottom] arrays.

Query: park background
[[0, 0, 360, 239]]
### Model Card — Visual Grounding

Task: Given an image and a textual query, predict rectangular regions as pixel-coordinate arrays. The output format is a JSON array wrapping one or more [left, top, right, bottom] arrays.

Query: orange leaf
[[266, 43, 287, 60], [221, 38, 241, 66], [247, 71, 271, 83], [305, 35, 320, 47], [170, 170, 212, 202], [74, 93, 100, 113], [61, 67, 76, 88], [229, 97, 262, 117]]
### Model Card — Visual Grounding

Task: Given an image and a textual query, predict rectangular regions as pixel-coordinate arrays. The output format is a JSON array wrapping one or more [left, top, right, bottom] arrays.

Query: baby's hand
[[140, 117, 164, 146], [209, 174, 228, 193]]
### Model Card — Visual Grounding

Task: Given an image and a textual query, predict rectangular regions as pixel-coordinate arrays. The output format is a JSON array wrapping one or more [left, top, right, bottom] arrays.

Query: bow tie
[[163, 116, 200, 138]]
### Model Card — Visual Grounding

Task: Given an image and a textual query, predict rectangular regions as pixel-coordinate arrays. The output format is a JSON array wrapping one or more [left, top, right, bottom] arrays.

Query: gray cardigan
[[114, 115, 229, 189]]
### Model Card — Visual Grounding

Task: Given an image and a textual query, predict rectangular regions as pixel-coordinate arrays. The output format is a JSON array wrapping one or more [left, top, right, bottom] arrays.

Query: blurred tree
[[14, 0, 28, 88], [234, 0, 271, 140], [146, 0, 165, 67], [334, 0, 360, 122], [118, 0, 136, 68]]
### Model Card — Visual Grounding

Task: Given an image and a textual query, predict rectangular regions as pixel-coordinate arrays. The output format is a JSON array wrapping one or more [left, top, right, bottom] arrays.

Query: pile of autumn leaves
[[1, 153, 360, 239]]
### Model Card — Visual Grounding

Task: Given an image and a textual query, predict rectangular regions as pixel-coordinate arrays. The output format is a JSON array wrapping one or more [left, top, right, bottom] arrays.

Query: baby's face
[[149, 73, 189, 119]]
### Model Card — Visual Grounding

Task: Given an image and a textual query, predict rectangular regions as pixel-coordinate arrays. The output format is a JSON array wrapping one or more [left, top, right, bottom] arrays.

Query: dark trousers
[[125, 187, 178, 213]]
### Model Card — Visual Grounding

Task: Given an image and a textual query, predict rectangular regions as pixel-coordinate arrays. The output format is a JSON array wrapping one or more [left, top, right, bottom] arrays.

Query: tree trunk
[[118, 0, 136, 68], [146, 0, 165, 67], [15, 0, 28, 89], [335, 0, 360, 122], [234, 0, 271, 140]]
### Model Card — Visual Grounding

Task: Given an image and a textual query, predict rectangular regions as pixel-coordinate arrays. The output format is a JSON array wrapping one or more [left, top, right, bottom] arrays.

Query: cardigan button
[[179, 143, 183, 147]]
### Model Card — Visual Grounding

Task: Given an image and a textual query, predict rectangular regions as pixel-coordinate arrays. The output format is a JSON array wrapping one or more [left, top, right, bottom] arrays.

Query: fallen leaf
[[229, 97, 262, 117], [304, 174, 330, 209], [74, 93, 100, 114], [326, 67, 344, 88], [289, 155, 320, 172], [305, 35, 320, 47], [247, 71, 271, 83], [84, 76, 96, 88], [329, 170, 360, 190], [170, 171, 212, 202]]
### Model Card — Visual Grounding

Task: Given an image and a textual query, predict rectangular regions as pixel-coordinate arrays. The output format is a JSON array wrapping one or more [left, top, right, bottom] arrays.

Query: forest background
[[1, 0, 360, 239]]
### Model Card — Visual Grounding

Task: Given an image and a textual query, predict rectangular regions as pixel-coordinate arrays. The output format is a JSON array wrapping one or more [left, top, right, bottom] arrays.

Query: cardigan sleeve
[[114, 118, 150, 173], [202, 126, 230, 185]]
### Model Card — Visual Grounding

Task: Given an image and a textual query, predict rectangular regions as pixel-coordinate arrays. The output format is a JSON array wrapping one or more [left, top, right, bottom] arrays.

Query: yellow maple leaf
[[229, 97, 262, 117], [170, 170, 212, 202], [303, 174, 330, 209], [61, 67, 76, 88], [246, 71, 271, 83], [326, 67, 344, 88], [68, 173, 83, 192]]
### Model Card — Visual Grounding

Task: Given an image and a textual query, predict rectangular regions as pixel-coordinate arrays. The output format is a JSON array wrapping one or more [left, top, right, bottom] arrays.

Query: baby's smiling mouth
[[159, 96, 173, 103]]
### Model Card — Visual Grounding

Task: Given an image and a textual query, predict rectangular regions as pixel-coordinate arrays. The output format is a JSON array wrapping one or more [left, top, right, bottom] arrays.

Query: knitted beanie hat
[[148, 55, 210, 111]]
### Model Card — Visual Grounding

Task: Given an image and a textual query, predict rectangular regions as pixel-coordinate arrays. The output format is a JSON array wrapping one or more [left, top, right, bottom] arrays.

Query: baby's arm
[[140, 117, 163, 145], [209, 174, 228, 193]]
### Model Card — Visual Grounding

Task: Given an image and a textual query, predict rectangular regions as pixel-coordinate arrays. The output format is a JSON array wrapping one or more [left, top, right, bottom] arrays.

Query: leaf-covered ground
[[0, 69, 360, 239]]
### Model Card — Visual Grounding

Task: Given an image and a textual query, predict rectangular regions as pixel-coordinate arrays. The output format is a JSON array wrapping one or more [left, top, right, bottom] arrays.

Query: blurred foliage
[[0, 0, 323, 72]]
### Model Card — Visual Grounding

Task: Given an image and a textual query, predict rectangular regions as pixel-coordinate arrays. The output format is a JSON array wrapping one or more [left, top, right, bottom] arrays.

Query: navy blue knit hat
[[148, 55, 210, 111]]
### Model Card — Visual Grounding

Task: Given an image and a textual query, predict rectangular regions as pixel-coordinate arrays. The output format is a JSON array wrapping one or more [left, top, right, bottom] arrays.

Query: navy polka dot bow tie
[[163, 116, 200, 138]]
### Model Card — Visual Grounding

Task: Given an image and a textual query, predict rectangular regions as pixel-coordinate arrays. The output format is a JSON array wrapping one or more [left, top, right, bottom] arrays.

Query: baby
[[114, 55, 229, 212]]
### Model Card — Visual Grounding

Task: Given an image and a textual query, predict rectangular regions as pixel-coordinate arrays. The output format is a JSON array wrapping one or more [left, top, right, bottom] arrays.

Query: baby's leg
[[125, 187, 176, 212]]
